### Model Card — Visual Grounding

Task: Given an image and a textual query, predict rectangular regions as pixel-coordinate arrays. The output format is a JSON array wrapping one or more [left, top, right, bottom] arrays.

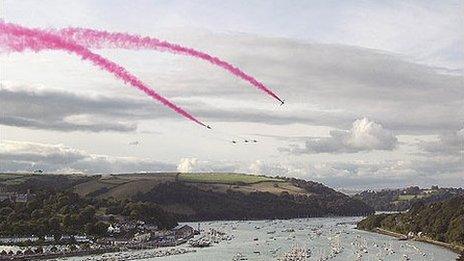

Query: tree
[[48, 217, 61, 232], [69, 244, 78, 252], [78, 206, 96, 225], [30, 209, 43, 219], [85, 221, 108, 237], [0, 207, 14, 217], [93, 221, 108, 237]]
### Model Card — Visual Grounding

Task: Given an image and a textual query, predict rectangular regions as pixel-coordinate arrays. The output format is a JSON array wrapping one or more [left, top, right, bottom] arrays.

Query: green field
[[178, 173, 284, 184], [397, 194, 427, 201], [0, 173, 27, 181], [1, 172, 295, 199]]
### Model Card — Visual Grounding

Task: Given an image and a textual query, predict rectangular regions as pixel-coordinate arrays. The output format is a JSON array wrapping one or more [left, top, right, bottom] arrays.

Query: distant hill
[[0, 172, 373, 221], [358, 196, 464, 253], [353, 186, 464, 211]]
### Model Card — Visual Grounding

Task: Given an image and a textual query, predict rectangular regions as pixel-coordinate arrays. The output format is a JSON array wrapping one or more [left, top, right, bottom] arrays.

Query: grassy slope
[[396, 194, 426, 201], [178, 173, 283, 184], [71, 173, 305, 200], [1, 172, 312, 199], [1, 172, 373, 220], [0, 172, 332, 197]]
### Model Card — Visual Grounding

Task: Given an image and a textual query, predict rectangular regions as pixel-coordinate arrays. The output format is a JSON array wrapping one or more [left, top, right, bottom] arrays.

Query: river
[[64, 216, 458, 260]]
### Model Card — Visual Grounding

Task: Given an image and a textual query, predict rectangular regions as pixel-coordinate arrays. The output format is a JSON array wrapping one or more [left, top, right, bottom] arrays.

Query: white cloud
[[176, 158, 241, 173], [1, 139, 461, 190], [281, 118, 398, 154], [0, 85, 141, 132], [419, 129, 464, 156], [177, 158, 198, 173], [248, 160, 288, 176], [0, 140, 175, 174], [248, 160, 262, 175], [312, 157, 464, 189], [250, 157, 464, 189], [345, 118, 398, 150]]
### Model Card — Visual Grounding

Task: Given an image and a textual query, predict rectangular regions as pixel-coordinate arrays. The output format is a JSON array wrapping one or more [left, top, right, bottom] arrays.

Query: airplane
[[206, 125, 212, 129], [280, 99, 285, 106]]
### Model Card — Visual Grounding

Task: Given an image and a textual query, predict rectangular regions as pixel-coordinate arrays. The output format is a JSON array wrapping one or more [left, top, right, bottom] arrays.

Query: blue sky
[[0, 0, 462, 189]]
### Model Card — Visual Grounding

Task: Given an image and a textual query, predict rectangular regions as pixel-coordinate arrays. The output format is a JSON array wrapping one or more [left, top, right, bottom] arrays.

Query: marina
[[56, 216, 458, 260]]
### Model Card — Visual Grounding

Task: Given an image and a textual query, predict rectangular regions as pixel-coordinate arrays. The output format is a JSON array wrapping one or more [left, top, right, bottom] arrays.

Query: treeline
[[357, 196, 464, 247], [135, 180, 373, 221], [353, 186, 464, 211], [0, 189, 177, 237]]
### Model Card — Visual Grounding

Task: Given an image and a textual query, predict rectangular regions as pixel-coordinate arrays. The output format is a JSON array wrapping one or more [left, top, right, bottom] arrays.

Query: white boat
[[279, 246, 310, 261]]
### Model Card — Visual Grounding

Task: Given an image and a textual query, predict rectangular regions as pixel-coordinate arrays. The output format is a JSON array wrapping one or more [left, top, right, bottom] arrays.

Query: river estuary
[[63, 216, 457, 260]]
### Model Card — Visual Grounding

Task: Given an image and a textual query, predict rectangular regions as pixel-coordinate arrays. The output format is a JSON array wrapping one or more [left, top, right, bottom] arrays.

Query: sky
[[0, 0, 463, 190]]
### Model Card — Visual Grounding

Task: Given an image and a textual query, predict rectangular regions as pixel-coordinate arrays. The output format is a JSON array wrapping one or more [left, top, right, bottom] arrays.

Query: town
[[0, 218, 199, 260], [0, 186, 203, 260]]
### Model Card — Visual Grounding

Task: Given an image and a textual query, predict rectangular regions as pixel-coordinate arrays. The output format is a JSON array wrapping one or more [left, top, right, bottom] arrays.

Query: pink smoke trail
[[54, 28, 284, 104], [0, 22, 208, 128]]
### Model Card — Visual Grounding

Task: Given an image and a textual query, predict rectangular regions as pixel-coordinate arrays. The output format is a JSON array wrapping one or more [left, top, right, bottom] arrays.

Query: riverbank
[[0, 247, 120, 261], [361, 227, 464, 254], [415, 236, 464, 254], [373, 227, 407, 240], [0, 243, 198, 260]]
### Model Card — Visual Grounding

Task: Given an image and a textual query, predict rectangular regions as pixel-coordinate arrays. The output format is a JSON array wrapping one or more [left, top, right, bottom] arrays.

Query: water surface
[[66, 217, 458, 260]]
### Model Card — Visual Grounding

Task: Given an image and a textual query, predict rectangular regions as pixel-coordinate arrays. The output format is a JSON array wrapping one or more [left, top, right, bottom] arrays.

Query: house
[[107, 225, 121, 234], [158, 235, 177, 246], [74, 235, 91, 243], [151, 230, 170, 238], [0, 237, 39, 244], [140, 224, 158, 231], [119, 221, 138, 231], [172, 225, 195, 240], [60, 235, 72, 241], [0, 191, 35, 203], [15, 193, 34, 203], [0, 185, 14, 202], [133, 233, 151, 243], [0, 193, 10, 202]]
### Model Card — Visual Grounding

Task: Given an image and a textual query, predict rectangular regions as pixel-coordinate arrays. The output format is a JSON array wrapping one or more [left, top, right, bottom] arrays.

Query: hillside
[[353, 186, 464, 211], [0, 189, 177, 238], [357, 196, 464, 252], [0, 172, 373, 221]]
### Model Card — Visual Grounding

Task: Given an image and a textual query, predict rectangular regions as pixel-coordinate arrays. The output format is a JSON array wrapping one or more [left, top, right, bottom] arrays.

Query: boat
[[232, 252, 248, 261], [279, 246, 310, 260], [188, 237, 211, 248]]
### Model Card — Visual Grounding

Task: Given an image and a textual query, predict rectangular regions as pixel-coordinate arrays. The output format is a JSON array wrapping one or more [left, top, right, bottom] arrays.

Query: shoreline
[[0, 248, 120, 261], [179, 215, 368, 223], [0, 245, 197, 260], [361, 227, 463, 254]]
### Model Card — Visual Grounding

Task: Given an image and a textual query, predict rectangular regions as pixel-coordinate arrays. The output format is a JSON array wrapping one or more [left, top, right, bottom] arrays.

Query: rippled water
[[66, 216, 458, 260]]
